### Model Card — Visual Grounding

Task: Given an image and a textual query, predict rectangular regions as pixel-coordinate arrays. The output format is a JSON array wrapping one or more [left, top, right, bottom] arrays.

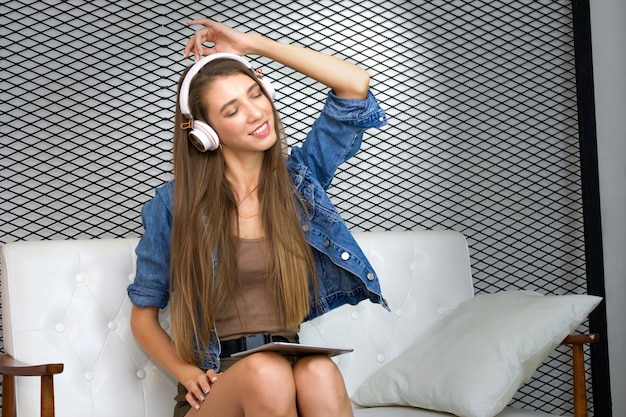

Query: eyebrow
[[219, 82, 260, 114]]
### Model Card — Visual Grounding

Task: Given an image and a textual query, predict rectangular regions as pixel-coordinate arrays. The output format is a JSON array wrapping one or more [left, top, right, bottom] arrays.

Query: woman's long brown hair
[[170, 59, 316, 364]]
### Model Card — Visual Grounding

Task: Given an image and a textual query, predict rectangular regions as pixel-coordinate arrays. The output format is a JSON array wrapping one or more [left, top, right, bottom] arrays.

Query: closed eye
[[221, 82, 265, 117], [251, 84, 264, 98]]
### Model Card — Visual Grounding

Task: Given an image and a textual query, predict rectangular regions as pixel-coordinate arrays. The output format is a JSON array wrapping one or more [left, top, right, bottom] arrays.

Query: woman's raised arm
[[183, 19, 370, 99]]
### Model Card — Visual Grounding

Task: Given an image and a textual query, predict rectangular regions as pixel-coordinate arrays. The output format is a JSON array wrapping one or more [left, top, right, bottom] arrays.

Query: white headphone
[[179, 52, 276, 152]]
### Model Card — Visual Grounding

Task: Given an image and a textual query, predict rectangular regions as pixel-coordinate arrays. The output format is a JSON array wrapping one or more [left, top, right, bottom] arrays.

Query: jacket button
[[323, 240, 330, 248], [341, 251, 350, 260], [302, 224, 310, 232], [367, 272, 375, 281]]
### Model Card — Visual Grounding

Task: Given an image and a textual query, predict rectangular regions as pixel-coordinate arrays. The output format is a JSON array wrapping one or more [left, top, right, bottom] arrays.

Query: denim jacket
[[128, 90, 388, 370]]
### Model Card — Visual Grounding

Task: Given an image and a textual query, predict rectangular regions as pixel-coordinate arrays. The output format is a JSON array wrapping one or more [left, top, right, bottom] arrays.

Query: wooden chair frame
[[0, 355, 63, 417], [561, 333, 600, 417]]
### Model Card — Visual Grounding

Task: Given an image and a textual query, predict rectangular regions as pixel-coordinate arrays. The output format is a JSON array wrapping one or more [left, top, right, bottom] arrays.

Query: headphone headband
[[179, 53, 262, 118]]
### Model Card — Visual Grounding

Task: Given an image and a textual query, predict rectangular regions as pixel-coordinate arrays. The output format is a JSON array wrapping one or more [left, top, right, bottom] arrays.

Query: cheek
[[213, 117, 244, 138]]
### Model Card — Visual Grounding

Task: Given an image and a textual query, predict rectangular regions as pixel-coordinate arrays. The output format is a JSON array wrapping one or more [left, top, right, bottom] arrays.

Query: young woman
[[128, 19, 387, 417]]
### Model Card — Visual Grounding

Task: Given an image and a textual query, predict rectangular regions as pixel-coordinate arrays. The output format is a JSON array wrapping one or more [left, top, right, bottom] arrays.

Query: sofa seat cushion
[[353, 405, 556, 417]]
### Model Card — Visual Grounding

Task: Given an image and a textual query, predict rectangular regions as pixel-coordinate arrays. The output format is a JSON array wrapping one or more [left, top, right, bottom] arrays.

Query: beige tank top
[[215, 237, 299, 340]]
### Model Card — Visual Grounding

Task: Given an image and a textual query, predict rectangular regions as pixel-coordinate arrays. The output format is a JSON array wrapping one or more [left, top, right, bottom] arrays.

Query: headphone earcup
[[188, 120, 220, 152]]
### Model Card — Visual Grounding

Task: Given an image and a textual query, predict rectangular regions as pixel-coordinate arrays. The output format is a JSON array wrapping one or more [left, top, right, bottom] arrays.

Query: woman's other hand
[[183, 367, 220, 410], [183, 19, 250, 60]]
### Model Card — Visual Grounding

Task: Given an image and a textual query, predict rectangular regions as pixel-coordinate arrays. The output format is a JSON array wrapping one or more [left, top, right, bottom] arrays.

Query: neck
[[225, 166, 262, 208], [223, 150, 263, 191], [225, 170, 260, 198]]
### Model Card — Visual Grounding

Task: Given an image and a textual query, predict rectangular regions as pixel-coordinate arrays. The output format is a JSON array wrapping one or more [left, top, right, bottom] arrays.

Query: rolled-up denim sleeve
[[127, 183, 173, 309], [289, 90, 387, 189]]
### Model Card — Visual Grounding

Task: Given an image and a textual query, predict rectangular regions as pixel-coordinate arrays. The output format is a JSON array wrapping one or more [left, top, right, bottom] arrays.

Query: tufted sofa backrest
[[299, 230, 474, 396], [1, 238, 176, 417], [1, 230, 474, 416]]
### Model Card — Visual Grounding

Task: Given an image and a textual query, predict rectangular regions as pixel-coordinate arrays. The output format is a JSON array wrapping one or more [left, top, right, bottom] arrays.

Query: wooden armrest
[[0, 354, 64, 417], [560, 333, 599, 417], [0, 354, 64, 376]]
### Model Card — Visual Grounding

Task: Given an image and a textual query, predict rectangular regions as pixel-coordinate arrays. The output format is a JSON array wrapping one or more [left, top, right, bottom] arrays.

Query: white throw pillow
[[352, 290, 601, 417]]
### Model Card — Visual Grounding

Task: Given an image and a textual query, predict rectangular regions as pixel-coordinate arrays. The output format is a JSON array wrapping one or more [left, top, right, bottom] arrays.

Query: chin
[[263, 135, 279, 151]]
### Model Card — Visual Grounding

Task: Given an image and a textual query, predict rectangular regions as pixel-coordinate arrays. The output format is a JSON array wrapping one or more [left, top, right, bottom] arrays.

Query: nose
[[246, 101, 264, 122]]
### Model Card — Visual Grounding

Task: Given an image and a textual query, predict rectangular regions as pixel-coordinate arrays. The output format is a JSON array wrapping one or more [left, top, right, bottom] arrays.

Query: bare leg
[[293, 355, 354, 417], [186, 352, 298, 417]]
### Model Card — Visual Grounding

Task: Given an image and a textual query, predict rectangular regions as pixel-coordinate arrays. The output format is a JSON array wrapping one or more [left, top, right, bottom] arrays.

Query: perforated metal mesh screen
[[1, 0, 593, 414]]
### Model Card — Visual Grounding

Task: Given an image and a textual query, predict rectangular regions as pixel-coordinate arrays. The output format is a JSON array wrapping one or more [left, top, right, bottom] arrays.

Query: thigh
[[185, 352, 297, 417]]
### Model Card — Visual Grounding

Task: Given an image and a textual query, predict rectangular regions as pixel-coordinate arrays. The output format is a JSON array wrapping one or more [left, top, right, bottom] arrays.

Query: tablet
[[230, 342, 353, 358]]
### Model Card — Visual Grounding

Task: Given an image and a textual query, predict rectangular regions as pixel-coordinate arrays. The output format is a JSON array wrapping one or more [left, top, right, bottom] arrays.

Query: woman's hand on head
[[184, 19, 250, 61], [182, 367, 220, 410]]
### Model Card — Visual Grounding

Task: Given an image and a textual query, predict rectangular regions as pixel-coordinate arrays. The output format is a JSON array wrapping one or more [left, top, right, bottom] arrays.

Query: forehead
[[205, 73, 258, 101]]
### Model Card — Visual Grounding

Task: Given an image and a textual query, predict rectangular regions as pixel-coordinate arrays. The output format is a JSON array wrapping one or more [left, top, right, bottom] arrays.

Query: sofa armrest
[[560, 333, 599, 417], [0, 354, 64, 417]]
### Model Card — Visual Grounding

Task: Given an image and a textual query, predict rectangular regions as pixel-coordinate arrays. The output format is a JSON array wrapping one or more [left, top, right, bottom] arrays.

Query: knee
[[240, 352, 295, 388], [293, 355, 349, 395], [293, 354, 342, 382], [237, 352, 296, 411]]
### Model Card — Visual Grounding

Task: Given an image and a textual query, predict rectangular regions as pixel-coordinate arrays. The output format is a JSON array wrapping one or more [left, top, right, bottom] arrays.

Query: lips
[[250, 121, 269, 136]]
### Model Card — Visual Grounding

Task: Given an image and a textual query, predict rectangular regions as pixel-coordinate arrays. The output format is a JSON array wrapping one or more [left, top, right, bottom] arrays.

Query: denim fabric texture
[[128, 90, 388, 370]]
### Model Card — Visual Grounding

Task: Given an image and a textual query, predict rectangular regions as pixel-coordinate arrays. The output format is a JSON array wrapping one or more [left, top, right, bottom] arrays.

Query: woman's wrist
[[245, 33, 276, 57], [244, 28, 369, 99]]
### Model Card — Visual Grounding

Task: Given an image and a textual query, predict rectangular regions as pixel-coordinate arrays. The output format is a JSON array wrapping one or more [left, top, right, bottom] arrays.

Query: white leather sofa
[[1, 230, 599, 417]]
